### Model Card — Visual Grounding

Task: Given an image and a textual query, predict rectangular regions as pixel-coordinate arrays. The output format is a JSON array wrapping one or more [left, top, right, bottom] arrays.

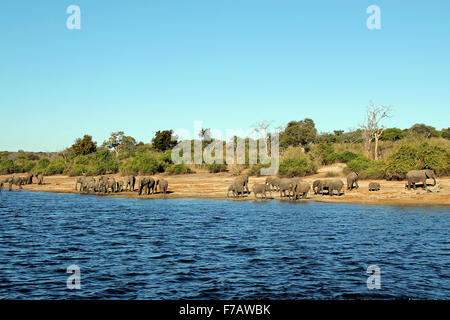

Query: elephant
[[84, 179, 97, 193], [252, 183, 271, 200], [138, 177, 156, 195], [320, 179, 344, 196], [234, 175, 250, 194], [25, 173, 34, 185], [368, 182, 380, 191], [278, 178, 294, 198], [312, 179, 325, 194], [347, 172, 359, 190], [75, 177, 90, 191], [227, 183, 245, 198], [406, 169, 436, 191], [265, 177, 277, 190], [36, 174, 44, 185], [124, 175, 136, 191], [269, 177, 282, 191], [105, 177, 116, 193], [290, 182, 310, 200], [156, 179, 169, 195], [116, 180, 124, 193], [8, 176, 26, 191]]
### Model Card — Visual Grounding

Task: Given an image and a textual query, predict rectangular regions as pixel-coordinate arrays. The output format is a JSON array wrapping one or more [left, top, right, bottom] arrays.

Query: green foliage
[[165, 164, 194, 175], [205, 163, 227, 173], [345, 155, 386, 180], [310, 143, 336, 165], [119, 154, 164, 175], [335, 151, 359, 163], [0, 158, 16, 174], [442, 128, 450, 140], [279, 150, 317, 177], [385, 143, 450, 179], [102, 131, 136, 156], [248, 163, 271, 176], [152, 130, 178, 152], [380, 128, 405, 141], [279, 118, 317, 150], [70, 135, 97, 156], [409, 124, 440, 138]]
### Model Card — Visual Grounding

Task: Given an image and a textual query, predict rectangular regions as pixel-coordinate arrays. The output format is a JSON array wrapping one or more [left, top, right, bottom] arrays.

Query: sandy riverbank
[[1, 169, 449, 207]]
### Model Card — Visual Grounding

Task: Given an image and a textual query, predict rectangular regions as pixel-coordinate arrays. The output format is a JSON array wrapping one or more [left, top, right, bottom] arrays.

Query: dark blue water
[[0, 191, 448, 299]]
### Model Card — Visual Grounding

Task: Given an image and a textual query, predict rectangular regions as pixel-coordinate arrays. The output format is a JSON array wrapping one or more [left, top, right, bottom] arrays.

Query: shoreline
[[1, 173, 449, 207]]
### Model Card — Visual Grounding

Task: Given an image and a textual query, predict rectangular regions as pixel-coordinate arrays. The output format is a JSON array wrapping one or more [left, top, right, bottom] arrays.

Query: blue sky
[[0, 0, 449, 151]]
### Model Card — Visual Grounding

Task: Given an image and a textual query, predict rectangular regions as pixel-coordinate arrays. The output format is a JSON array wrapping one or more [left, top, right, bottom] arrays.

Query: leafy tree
[[151, 130, 178, 152], [279, 118, 317, 151], [70, 135, 97, 156], [441, 127, 450, 140], [409, 123, 439, 138], [102, 131, 136, 156], [380, 128, 405, 141]]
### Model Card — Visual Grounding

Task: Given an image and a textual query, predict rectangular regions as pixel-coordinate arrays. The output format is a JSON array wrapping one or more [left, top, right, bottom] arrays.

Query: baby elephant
[[368, 182, 381, 191], [157, 179, 169, 195], [252, 183, 271, 200], [227, 183, 245, 198]]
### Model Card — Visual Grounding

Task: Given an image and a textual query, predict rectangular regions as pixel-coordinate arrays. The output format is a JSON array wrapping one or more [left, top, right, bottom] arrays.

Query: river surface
[[0, 191, 448, 299]]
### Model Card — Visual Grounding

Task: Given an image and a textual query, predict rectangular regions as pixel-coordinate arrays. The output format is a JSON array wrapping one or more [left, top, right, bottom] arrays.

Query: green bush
[[32, 158, 51, 174], [442, 128, 450, 140], [64, 164, 88, 176], [385, 143, 450, 180], [0, 159, 15, 174], [248, 163, 271, 176], [119, 154, 164, 175], [335, 151, 360, 163], [310, 143, 337, 165], [205, 163, 227, 173], [165, 164, 194, 175], [279, 155, 317, 177], [44, 159, 66, 175]]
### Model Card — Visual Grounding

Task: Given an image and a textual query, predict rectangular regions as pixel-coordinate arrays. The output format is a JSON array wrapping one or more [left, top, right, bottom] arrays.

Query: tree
[[151, 130, 178, 152], [442, 127, 450, 140], [70, 135, 97, 156], [380, 128, 405, 141], [360, 101, 392, 160], [102, 131, 137, 157], [409, 123, 439, 138], [279, 118, 317, 151]]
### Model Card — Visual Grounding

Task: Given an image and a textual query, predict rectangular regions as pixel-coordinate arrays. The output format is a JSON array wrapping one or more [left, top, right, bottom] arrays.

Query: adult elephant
[[8, 176, 25, 191], [25, 173, 34, 185], [36, 174, 44, 185], [252, 183, 271, 200], [320, 179, 344, 196], [406, 169, 436, 191], [278, 178, 294, 198], [234, 175, 250, 194], [290, 182, 310, 200], [124, 175, 136, 191], [138, 177, 156, 195], [312, 179, 325, 194], [105, 177, 117, 193], [227, 183, 245, 198], [156, 179, 169, 195], [346, 172, 359, 190]]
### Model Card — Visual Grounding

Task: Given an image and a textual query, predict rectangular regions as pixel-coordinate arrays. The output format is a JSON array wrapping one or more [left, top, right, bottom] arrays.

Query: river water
[[0, 191, 448, 299]]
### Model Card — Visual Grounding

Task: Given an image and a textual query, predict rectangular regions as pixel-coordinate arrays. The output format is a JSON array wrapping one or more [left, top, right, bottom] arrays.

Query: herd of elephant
[[0, 169, 438, 200], [74, 175, 169, 196], [0, 173, 44, 191], [227, 169, 438, 200]]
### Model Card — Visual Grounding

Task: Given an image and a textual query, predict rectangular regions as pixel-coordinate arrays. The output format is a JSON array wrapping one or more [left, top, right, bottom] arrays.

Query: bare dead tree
[[252, 120, 274, 138], [360, 101, 392, 160]]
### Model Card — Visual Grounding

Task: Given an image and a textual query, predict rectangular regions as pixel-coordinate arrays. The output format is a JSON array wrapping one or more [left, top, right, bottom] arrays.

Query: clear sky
[[0, 0, 449, 151]]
